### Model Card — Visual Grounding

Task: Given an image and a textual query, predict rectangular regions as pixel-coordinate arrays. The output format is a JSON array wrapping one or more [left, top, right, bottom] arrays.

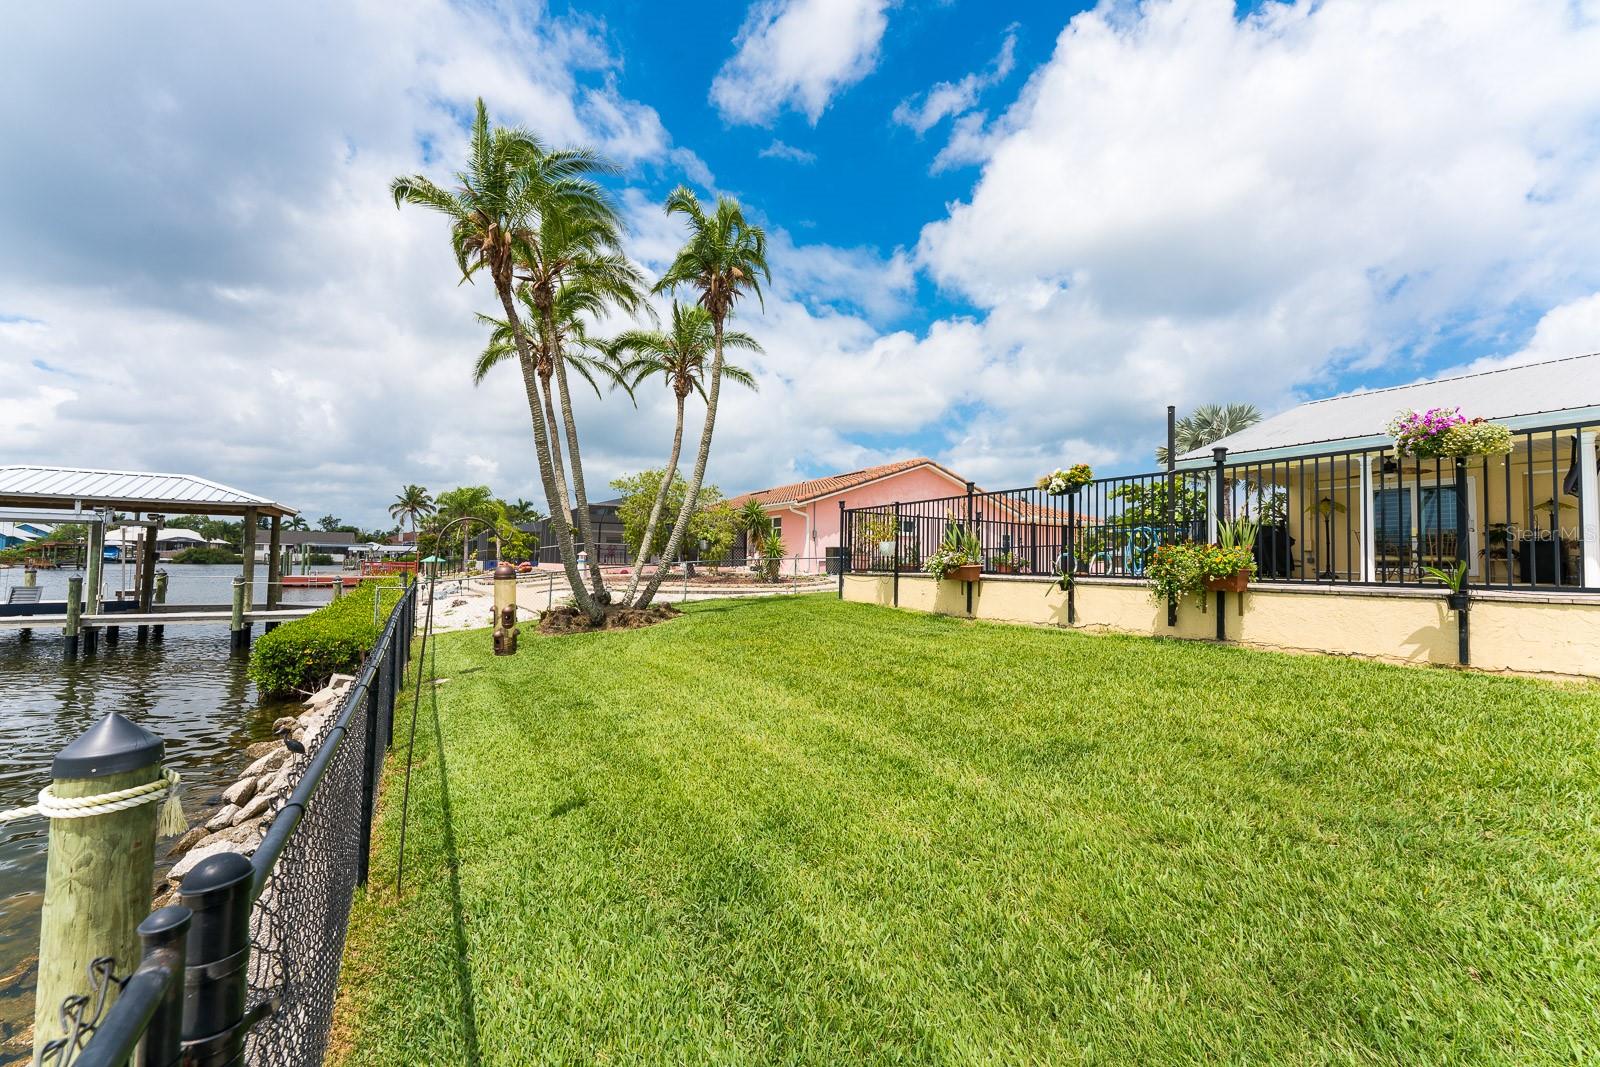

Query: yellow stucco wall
[[840, 574, 1598, 677]]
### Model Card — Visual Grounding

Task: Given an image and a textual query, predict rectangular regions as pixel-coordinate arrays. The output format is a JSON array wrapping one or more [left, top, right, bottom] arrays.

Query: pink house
[[727, 458, 972, 574]]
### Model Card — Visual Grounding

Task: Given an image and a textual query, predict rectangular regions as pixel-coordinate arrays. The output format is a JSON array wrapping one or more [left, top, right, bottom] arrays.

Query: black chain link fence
[[244, 683, 370, 1067], [34, 582, 415, 1067]]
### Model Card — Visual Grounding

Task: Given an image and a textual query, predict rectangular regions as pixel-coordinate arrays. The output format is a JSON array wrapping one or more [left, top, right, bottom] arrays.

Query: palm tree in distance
[[389, 484, 435, 548], [1155, 403, 1264, 466], [610, 302, 761, 603], [391, 98, 613, 619], [635, 187, 770, 607], [285, 516, 310, 531]]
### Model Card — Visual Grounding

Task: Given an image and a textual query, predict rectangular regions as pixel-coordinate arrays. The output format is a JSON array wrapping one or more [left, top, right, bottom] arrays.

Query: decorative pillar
[[1359, 454, 1376, 583], [1580, 431, 1600, 589], [492, 562, 519, 655]]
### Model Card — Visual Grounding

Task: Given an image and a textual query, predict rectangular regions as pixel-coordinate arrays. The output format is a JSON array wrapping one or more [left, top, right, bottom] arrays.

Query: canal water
[[0, 564, 338, 1058]]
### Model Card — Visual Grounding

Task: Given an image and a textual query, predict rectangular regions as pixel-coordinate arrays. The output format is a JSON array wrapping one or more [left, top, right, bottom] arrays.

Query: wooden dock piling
[[230, 576, 247, 651], [32, 714, 166, 1058], [63, 575, 81, 657]]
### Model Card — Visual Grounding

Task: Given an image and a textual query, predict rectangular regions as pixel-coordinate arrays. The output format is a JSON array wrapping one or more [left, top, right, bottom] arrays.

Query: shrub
[[171, 546, 242, 564], [249, 579, 401, 696]]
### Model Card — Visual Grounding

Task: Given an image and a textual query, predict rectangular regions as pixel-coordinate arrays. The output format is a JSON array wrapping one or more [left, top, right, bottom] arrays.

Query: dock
[[0, 607, 318, 631]]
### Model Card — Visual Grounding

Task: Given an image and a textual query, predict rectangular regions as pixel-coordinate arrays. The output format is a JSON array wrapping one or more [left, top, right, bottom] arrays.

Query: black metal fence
[[48, 581, 417, 1067], [842, 417, 1599, 594], [842, 473, 1211, 581]]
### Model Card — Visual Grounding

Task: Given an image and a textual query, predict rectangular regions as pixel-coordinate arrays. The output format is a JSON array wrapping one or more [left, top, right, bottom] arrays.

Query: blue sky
[[2, 0, 1599, 526]]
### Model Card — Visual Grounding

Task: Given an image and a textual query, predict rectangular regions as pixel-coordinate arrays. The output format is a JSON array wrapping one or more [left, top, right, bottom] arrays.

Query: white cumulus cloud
[[710, 0, 893, 126]]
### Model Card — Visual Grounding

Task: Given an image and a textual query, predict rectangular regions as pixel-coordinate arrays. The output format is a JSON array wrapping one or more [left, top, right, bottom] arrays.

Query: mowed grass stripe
[[331, 594, 1600, 1066]]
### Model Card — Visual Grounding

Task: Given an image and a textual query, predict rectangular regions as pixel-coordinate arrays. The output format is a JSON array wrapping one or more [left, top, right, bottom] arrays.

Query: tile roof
[[727, 458, 969, 508]]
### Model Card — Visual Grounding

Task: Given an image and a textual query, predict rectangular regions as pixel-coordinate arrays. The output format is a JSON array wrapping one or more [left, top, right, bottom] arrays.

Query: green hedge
[[249, 579, 402, 697]]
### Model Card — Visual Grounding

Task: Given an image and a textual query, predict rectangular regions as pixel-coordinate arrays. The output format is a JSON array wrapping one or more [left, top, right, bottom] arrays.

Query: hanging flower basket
[[1387, 408, 1513, 459], [1036, 464, 1094, 496]]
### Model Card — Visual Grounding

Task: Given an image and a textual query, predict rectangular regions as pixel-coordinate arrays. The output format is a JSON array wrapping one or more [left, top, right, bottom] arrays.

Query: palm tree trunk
[[494, 284, 597, 618], [637, 320, 725, 606], [621, 391, 685, 606], [543, 304, 609, 603]]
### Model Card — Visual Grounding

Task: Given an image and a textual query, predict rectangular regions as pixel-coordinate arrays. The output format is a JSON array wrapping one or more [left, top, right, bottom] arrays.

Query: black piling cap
[[52, 712, 164, 779]]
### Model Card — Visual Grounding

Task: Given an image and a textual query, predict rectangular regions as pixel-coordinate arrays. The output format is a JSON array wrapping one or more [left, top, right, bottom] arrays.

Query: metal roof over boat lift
[[0, 465, 296, 518]]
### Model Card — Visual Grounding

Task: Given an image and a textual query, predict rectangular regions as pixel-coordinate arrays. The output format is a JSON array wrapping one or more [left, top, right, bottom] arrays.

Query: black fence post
[[1166, 405, 1178, 628], [178, 852, 255, 1067], [1065, 499, 1077, 626], [892, 503, 901, 608], [136, 905, 189, 1067], [1455, 456, 1471, 665], [837, 501, 846, 598], [965, 481, 976, 616], [358, 678, 380, 887], [1213, 446, 1229, 641]]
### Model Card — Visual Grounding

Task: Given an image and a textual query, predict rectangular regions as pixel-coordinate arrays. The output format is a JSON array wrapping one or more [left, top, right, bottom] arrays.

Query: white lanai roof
[[0, 465, 295, 518], [1185, 352, 1600, 462]]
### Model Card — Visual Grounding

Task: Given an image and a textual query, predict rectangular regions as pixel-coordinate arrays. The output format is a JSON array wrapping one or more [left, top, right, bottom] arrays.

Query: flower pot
[[1203, 568, 1251, 593], [877, 540, 897, 557], [948, 563, 981, 582], [1446, 591, 1469, 612], [992, 564, 1017, 575]]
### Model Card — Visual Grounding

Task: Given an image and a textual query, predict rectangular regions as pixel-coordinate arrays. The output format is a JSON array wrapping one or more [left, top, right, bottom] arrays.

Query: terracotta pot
[[1203, 567, 1250, 593], [992, 564, 1017, 575], [948, 563, 982, 583]]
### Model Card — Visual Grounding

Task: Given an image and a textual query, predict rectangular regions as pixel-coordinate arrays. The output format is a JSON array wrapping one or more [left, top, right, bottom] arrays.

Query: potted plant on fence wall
[[861, 514, 898, 559], [924, 523, 982, 583], [1202, 517, 1260, 594], [1423, 560, 1470, 613], [988, 551, 1028, 575], [1145, 518, 1259, 610]]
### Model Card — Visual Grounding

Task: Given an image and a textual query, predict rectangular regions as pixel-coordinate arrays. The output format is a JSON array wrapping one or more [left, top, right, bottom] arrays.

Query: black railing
[[842, 417, 1599, 594], [57, 582, 417, 1067]]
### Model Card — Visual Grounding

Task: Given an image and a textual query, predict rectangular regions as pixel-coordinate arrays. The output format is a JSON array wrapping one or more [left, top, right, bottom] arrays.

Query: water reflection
[[0, 564, 322, 1058]]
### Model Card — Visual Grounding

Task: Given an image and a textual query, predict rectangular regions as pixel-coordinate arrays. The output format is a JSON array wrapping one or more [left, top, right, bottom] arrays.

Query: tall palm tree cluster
[[394, 98, 768, 618]]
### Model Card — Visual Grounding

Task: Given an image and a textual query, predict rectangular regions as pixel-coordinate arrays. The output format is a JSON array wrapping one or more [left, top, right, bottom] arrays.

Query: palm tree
[[285, 516, 310, 531], [434, 485, 498, 571], [392, 98, 612, 619], [514, 200, 647, 605], [475, 265, 645, 599], [634, 188, 770, 607], [1155, 403, 1263, 466], [388, 484, 435, 548], [611, 302, 760, 602], [735, 498, 772, 565]]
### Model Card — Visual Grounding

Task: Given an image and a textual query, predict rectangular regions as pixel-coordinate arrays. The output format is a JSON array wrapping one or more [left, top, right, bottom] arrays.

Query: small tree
[[694, 501, 739, 568], [612, 469, 724, 563]]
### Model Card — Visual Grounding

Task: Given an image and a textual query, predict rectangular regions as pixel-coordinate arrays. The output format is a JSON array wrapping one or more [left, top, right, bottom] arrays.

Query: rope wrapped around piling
[[0, 768, 186, 834]]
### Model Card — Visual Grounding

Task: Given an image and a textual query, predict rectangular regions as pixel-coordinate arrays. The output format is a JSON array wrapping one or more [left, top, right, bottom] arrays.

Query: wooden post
[[22, 567, 36, 587], [230, 576, 247, 652], [138, 527, 158, 611], [153, 570, 168, 641], [64, 575, 82, 657], [33, 714, 165, 1058], [265, 515, 283, 611], [85, 518, 104, 615], [332, 576, 344, 601], [239, 509, 258, 614]]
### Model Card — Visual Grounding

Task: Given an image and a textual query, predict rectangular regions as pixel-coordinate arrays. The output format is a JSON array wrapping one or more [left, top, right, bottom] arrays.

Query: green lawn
[[332, 594, 1600, 1065]]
